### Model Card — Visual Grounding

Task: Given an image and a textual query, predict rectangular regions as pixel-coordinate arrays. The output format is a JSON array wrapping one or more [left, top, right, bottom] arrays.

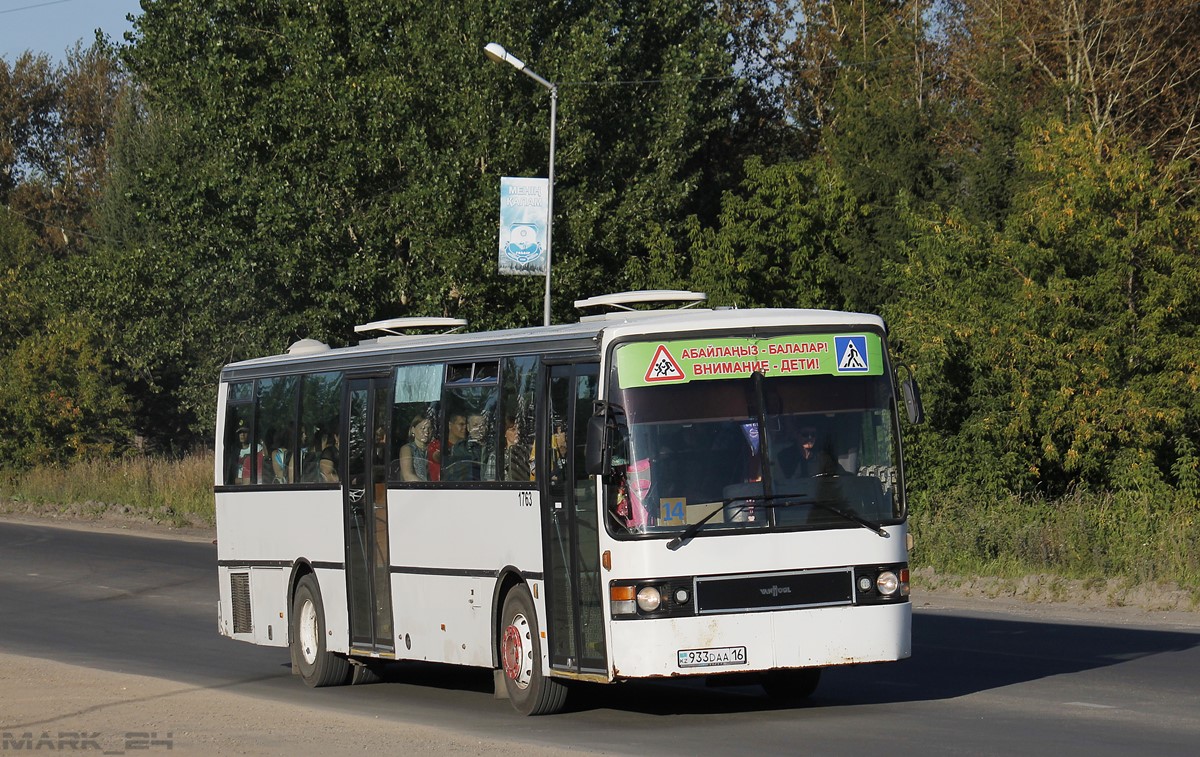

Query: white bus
[[214, 291, 923, 715]]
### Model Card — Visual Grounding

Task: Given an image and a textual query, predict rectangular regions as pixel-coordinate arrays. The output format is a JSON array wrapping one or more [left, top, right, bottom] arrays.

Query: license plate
[[677, 646, 747, 668]]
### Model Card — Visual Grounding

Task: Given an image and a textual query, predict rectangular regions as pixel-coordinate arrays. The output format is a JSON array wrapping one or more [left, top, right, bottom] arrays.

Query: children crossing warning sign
[[615, 333, 883, 387], [644, 344, 685, 382]]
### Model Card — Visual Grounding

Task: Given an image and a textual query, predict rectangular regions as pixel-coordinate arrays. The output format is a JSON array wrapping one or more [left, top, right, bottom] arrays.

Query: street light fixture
[[485, 42, 557, 327]]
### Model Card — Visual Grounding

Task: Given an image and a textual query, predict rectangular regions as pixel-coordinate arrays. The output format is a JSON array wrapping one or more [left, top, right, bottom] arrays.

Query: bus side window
[[441, 361, 499, 484], [257, 376, 298, 485], [441, 388, 494, 482], [223, 382, 254, 486], [501, 356, 538, 483], [392, 363, 444, 483], [300, 372, 343, 483]]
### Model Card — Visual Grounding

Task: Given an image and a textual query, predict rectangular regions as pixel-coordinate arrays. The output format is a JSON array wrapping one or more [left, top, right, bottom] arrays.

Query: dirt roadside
[[0, 513, 607, 756], [0, 651, 602, 756], [1, 512, 1196, 755]]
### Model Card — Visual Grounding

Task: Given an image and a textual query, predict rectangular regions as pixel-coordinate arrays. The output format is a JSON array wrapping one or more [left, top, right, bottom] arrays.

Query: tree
[[0, 43, 131, 468], [101, 0, 738, 444], [0, 208, 41, 355], [945, 0, 1200, 193], [888, 119, 1200, 496], [710, 2, 949, 312], [0, 43, 125, 258], [0, 52, 58, 203], [0, 316, 131, 466], [687, 155, 861, 309]]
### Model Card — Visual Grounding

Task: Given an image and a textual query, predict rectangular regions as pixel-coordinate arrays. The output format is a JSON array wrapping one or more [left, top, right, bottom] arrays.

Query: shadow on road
[[361, 609, 1200, 716]]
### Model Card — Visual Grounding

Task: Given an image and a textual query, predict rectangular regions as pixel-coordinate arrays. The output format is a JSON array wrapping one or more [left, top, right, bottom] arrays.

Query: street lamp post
[[485, 42, 557, 327]]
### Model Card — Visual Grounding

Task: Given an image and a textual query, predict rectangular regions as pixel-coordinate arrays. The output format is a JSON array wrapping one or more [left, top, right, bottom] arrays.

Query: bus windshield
[[606, 334, 904, 538]]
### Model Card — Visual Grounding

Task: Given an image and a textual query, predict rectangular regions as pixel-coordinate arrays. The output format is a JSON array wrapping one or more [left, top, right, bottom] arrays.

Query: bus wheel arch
[[489, 568, 526, 669]]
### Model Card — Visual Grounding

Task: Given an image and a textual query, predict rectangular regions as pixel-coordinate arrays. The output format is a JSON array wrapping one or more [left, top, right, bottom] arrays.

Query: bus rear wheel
[[761, 667, 821, 700], [291, 574, 352, 687], [499, 585, 567, 715]]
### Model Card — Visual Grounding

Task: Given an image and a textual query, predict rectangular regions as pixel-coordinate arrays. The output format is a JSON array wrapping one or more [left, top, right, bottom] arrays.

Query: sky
[[0, 0, 142, 62]]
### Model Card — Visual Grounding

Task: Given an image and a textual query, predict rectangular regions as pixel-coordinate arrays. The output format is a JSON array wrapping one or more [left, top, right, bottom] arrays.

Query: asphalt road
[[1, 519, 1198, 756]]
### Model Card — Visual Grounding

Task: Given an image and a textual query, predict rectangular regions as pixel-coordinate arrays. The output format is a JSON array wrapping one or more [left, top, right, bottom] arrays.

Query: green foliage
[[686, 156, 861, 309], [0, 43, 133, 468], [910, 487, 1200, 590], [0, 208, 42, 354], [0, 316, 131, 465], [815, 1, 945, 312], [888, 119, 1200, 497], [100, 0, 736, 443], [0, 44, 125, 258]]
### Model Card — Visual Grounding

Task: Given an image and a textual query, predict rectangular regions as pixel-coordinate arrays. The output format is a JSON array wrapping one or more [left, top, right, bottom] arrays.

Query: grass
[[909, 486, 1200, 608], [0, 452, 214, 527]]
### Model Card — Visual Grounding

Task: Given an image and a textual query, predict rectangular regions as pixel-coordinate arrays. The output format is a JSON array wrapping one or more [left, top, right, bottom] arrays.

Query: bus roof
[[219, 306, 887, 382]]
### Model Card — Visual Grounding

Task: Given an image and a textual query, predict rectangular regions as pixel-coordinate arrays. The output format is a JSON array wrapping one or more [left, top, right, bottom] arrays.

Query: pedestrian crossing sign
[[835, 335, 869, 373]]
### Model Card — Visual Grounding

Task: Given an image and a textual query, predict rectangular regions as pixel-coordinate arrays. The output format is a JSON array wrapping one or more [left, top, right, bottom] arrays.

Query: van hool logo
[[760, 585, 793, 597]]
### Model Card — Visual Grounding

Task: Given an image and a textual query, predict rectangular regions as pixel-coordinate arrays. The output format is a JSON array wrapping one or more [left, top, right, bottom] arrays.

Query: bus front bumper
[[606, 601, 911, 680]]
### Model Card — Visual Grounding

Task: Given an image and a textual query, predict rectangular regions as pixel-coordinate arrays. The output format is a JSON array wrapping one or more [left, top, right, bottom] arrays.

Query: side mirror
[[585, 414, 608, 476], [898, 366, 925, 425]]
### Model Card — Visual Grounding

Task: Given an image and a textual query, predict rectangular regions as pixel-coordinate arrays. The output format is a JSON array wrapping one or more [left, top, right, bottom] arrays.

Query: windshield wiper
[[807, 498, 890, 538], [666, 492, 809, 550], [665, 491, 889, 550]]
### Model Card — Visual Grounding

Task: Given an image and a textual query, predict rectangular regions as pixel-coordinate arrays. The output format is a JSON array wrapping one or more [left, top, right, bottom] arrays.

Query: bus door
[[344, 375, 394, 654], [543, 363, 607, 674]]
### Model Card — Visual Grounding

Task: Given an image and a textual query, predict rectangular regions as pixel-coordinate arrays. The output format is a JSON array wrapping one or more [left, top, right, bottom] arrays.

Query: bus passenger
[[443, 413, 481, 481], [298, 426, 321, 481], [270, 429, 292, 484], [395, 414, 432, 481], [778, 422, 842, 478], [502, 416, 531, 482], [318, 430, 340, 483], [236, 426, 264, 484]]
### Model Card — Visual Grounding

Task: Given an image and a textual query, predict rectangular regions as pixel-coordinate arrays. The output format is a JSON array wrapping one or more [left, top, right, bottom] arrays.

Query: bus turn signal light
[[610, 585, 636, 616]]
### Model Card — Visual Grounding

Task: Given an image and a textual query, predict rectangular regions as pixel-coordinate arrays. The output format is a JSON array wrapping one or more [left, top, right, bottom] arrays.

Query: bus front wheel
[[291, 574, 351, 687], [499, 585, 567, 715]]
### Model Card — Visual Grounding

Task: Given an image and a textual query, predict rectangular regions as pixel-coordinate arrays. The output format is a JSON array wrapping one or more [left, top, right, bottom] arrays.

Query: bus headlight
[[636, 586, 662, 613], [876, 571, 900, 596], [610, 577, 696, 619], [853, 564, 909, 604]]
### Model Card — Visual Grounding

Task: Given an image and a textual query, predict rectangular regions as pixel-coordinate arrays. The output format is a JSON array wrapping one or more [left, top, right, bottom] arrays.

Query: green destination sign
[[616, 333, 883, 388]]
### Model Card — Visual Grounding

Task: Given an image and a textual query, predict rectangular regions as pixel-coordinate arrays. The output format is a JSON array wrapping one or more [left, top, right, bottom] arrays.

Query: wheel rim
[[501, 612, 532, 689], [298, 597, 319, 666]]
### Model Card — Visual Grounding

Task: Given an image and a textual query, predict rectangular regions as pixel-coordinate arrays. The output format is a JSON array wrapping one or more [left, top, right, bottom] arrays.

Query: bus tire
[[350, 660, 384, 685], [291, 574, 351, 687], [499, 585, 567, 715], [761, 667, 821, 700]]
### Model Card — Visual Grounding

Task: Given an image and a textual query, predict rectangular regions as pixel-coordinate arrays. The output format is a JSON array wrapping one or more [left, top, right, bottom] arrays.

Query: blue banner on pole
[[499, 177, 548, 276]]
